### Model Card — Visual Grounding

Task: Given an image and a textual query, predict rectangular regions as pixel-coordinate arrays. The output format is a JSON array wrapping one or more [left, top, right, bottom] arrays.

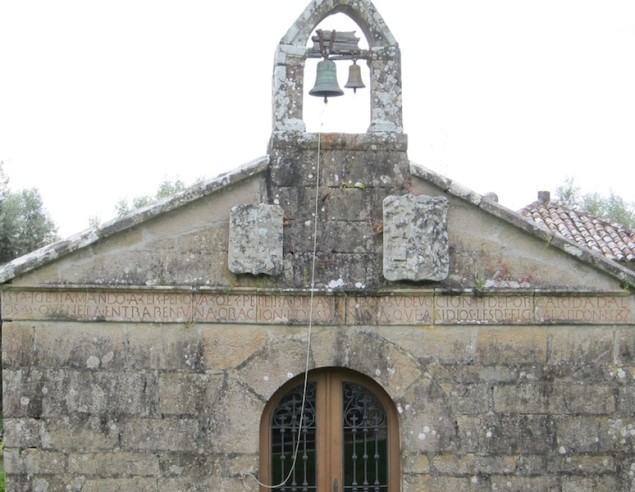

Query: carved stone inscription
[[349, 295, 535, 325], [2, 291, 193, 322], [2, 291, 632, 325], [349, 294, 633, 325], [1, 291, 342, 325], [192, 294, 340, 324], [535, 296, 632, 323]]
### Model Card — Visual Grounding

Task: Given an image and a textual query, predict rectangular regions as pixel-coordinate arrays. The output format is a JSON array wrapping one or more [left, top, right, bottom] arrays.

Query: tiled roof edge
[[0, 156, 270, 284], [409, 161, 635, 286]]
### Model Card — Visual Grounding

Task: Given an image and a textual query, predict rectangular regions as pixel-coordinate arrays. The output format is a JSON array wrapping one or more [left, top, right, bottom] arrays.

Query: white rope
[[244, 106, 326, 490]]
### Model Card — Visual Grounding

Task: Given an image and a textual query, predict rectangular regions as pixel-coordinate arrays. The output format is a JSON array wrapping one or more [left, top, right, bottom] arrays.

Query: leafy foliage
[[555, 177, 635, 228], [0, 164, 58, 263], [115, 178, 188, 217]]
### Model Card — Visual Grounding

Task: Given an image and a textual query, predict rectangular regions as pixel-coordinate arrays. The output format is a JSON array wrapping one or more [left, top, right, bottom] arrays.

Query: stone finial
[[228, 204, 284, 276], [272, 0, 402, 134], [483, 192, 499, 202], [383, 194, 450, 282]]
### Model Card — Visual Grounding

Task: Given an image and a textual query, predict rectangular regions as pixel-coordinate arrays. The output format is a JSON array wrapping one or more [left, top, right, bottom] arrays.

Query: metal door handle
[[333, 478, 338, 492]]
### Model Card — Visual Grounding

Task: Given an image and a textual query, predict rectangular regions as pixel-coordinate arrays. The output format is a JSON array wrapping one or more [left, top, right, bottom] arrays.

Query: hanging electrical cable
[[244, 106, 327, 490]]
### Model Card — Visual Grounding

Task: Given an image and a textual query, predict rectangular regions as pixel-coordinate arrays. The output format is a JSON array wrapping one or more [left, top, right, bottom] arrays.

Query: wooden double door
[[260, 368, 400, 491]]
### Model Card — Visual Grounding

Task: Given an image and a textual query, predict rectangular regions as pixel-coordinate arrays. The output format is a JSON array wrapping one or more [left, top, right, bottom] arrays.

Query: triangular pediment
[[2, 150, 634, 293]]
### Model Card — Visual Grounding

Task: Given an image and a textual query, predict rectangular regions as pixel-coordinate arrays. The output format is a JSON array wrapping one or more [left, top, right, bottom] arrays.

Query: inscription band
[[2, 290, 632, 325]]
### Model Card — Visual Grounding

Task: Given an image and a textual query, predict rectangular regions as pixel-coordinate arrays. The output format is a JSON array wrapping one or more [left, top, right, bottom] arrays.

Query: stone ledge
[[269, 132, 408, 151]]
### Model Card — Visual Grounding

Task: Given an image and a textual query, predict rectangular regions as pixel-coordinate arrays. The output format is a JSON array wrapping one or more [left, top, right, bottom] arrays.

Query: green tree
[[115, 178, 188, 217], [0, 165, 58, 263], [556, 177, 635, 227]]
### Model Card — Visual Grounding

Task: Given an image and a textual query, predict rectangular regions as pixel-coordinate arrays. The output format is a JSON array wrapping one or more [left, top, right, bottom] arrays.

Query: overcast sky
[[1, 0, 634, 237]]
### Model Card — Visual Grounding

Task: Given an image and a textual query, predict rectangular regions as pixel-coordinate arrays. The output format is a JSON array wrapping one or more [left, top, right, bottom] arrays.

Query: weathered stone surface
[[68, 452, 161, 476], [616, 327, 635, 364], [228, 203, 284, 276], [476, 327, 548, 365], [82, 477, 158, 492], [556, 416, 635, 453], [549, 326, 616, 365], [207, 375, 262, 455], [40, 369, 158, 417], [158, 372, 222, 416], [380, 326, 475, 362], [4, 475, 87, 492], [4, 449, 67, 475], [334, 327, 424, 398], [397, 377, 458, 453], [121, 418, 200, 452], [3, 418, 41, 448], [494, 382, 615, 414], [3, 368, 45, 418], [383, 194, 449, 281], [431, 454, 518, 475], [239, 334, 314, 400], [490, 475, 559, 491], [561, 475, 619, 492], [42, 416, 120, 451], [201, 325, 267, 368], [618, 386, 635, 415], [33, 322, 125, 369], [458, 415, 555, 455], [439, 382, 490, 415], [547, 455, 615, 473], [1, 322, 33, 368], [403, 474, 487, 492], [403, 453, 430, 474]]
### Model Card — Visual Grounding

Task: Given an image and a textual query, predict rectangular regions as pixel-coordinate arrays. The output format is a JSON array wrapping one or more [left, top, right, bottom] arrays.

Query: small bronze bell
[[309, 59, 344, 103], [345, 60, 365, 93]]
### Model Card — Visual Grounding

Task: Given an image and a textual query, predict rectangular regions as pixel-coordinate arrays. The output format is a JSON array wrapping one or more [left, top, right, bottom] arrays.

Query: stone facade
[[2, 0, 635, 491]]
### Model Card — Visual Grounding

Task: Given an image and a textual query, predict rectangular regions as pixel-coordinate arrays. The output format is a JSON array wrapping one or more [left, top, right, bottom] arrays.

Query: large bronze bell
[[309, 59, 344, 103], [345, 60, 365, 93]]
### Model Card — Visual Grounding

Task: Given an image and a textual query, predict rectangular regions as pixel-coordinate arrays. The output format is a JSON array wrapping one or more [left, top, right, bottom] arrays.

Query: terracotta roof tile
[[519, 192, 635, 263]]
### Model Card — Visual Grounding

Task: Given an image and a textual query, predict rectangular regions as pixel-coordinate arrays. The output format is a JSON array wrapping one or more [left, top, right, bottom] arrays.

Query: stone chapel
[[2, 0, 635, 490]]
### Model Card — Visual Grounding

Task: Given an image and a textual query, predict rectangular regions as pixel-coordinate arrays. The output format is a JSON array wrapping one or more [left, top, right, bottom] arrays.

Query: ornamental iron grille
[[271, 382, 317, 491], [342, 382, 389, 491], [269, 377, 391, 491]]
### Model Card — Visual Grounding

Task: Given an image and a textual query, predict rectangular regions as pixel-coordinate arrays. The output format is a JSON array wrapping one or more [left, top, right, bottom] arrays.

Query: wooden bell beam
[[306, 29, 369, 60]]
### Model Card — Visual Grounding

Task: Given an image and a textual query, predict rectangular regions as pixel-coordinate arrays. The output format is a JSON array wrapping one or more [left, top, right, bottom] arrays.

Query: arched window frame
[[259, 367, 401, 491]]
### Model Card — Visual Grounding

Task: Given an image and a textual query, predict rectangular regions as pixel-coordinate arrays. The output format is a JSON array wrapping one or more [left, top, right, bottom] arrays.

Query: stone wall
[[4, 0, 634, 489], [3, 289, 635, 491]]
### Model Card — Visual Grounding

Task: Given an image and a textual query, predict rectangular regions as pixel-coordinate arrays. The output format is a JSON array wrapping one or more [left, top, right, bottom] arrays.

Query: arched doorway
[[260, 367, 400, 491]]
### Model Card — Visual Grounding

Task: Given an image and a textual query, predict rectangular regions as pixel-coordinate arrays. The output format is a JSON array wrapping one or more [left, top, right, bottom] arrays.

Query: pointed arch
[[272, 0, 403, 133], [279, 0, 397, 49]]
